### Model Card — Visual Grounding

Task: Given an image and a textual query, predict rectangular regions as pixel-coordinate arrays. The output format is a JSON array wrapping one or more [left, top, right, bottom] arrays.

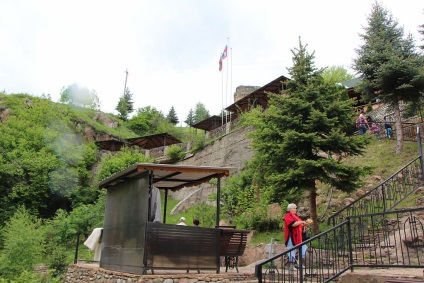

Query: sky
[[0, 1, 423, 125]]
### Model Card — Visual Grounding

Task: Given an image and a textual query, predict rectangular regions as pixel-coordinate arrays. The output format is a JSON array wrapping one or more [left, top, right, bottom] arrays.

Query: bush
[[0, 207, 46, 279], [165, 145, 186, 162]]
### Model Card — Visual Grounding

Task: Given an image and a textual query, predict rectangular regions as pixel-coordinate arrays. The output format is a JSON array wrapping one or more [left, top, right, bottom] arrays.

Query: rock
[[356, 189, 366, 197]]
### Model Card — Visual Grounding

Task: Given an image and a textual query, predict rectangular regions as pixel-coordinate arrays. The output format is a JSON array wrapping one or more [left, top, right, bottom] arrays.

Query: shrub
[[0, 207, 45, 279], [165, 145, 186, 162]]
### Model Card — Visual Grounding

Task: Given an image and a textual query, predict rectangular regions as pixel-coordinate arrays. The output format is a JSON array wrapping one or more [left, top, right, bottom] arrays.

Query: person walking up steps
[[356, 113, 369, 135], [384, 119, 392, 139]]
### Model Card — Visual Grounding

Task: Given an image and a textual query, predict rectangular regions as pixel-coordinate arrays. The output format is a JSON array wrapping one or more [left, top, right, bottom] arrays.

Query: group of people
[[176, 216, 200, 226], [356, 113, 392, 140], [176, 205, 307, 271]]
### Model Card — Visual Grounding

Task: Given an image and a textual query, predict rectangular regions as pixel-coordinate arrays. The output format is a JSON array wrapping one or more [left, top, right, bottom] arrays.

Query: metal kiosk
[[97, 163, 236, 275]]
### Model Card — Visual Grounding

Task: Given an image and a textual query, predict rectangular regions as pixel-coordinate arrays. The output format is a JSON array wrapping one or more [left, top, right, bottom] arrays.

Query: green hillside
[[0, 92, 422, 281], [0, 93, 137, 222]]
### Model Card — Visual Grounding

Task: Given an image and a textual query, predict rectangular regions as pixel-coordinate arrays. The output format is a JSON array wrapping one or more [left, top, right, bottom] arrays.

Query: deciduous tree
[[193, 102, 210, 124]]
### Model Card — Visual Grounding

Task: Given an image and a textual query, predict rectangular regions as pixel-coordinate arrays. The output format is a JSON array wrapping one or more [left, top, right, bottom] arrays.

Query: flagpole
[[230, 47, 233, 123], [221, 61, 224, 126], [225, 37, 229, 124]]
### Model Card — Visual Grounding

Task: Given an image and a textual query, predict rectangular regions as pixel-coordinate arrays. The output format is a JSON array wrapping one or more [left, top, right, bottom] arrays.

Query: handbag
[[302, 228, 311, 241]]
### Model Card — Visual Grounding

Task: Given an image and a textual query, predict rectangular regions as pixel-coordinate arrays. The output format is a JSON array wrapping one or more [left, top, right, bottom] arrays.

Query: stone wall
[[177, 126, 253, 171], [65, 264, 257, 283], [170, 126, 254, 202], [233, 86, 259, 102]]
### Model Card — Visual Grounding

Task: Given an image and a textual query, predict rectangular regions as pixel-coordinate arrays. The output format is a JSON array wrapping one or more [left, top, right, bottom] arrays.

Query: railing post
[[381, 184, 386, 212], [417, 126, 424, 181], [255, 263, 263, 282], [347, 218, 354, 272], [74, 233, 80, 264]]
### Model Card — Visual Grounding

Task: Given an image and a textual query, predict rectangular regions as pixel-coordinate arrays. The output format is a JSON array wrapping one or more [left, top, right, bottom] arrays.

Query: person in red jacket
[[284, 203, 309, 270]]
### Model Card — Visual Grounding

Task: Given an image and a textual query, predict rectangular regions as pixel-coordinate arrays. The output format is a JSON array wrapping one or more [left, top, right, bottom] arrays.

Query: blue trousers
[[287, 238, 307, 263]]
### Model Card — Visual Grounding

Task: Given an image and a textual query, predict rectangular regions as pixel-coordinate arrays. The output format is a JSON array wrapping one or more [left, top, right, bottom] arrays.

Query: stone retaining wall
[[65, 264, 257, 283]]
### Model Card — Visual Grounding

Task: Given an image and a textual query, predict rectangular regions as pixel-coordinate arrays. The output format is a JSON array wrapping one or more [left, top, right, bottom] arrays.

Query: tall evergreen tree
[[166, 106, 179, 125], [353, 2, 424, 154], [184, 108, 195, 126], [249, 39, 369, 233], [116, 87, 134, 121]]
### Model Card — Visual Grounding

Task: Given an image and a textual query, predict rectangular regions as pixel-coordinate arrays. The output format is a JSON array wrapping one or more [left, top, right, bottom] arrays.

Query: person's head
[[287, 203, 297, 214], [359, 113, 364, 118], [193, 218, 200, 226], [180, 217, 186, 223]]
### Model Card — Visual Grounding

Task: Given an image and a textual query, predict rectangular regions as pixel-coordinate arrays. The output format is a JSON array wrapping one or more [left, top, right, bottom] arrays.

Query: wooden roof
[[126, 133, 182, 149], [225, 75, 290, 113], [95, 140, 126, 151], [98, 163, 236, 190], [191, 115, 231, 131]]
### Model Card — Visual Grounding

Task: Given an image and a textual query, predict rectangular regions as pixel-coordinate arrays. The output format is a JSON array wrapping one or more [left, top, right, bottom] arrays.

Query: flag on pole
[[221, 45, 228, 60], [218, 45, 227, 71]]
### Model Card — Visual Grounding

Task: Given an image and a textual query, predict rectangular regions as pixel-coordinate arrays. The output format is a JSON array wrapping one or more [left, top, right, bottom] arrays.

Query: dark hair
[[193, 218, 200, 226]]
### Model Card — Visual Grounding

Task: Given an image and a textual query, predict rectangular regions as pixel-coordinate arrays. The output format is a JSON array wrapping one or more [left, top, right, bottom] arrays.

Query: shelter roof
[[96, 140, 126, 151], [192, 115, 230, 131], [225, 75, 290, 113], [126, 133, 182, 149], [98, 163, 236, 190]]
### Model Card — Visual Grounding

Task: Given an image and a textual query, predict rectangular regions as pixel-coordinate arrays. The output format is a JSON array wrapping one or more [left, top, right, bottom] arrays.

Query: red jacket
[[284, 212, 302, 246]]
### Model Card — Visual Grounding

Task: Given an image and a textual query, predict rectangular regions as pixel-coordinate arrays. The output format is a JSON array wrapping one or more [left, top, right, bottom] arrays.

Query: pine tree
[[116, 87, 134, 121], [166, 106, 179, 125], [353, 3, 424, 154], [185, 108, 195, 126], [249, 39, 369, 233]]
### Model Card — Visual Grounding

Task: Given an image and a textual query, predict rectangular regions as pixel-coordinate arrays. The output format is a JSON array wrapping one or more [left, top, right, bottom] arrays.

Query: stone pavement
[[72, 262, 424, 282]]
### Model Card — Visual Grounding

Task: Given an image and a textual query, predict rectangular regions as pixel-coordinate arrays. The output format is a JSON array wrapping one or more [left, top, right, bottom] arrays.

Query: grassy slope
[[249, 137, 421, 245]]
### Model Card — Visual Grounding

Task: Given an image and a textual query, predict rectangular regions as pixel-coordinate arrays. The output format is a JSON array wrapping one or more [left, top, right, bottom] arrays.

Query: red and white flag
[[221, 45, 228, 60], [219, 45, 227, 71]]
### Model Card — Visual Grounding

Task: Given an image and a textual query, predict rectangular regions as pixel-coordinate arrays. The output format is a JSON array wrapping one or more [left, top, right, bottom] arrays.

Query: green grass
[[160, 136, 422, 246], [342, 137, 419, 180]]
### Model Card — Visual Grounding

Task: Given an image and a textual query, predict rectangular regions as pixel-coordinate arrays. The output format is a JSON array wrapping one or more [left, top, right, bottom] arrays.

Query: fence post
[[347, 218, 354, 272], [381, 184, 386, 212], [417, 126, 424, 181], [74, 233, 80, 264]]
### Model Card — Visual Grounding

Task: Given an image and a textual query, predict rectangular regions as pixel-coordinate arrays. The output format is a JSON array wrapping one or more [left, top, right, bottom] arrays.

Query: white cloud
[[0, 0, 422, 123]]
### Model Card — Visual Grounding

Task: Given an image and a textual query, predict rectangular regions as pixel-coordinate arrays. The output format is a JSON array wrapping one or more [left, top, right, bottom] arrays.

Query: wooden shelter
[[225, 75, 289, 114], [97, 163, 246, 275], [126, 133, 182, 149], [191, 115, 232, 132]]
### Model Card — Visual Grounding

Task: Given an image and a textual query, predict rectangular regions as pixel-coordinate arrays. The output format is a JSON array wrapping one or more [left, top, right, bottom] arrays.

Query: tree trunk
[[393, 99, 403, 155], [309, 189, 319, 234]]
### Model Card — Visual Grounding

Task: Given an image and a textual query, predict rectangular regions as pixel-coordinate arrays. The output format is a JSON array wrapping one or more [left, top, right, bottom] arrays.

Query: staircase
[[255, 154, 424, 283]]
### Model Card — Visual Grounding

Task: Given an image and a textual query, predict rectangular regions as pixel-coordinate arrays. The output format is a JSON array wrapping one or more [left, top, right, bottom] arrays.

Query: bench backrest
[[219, 228, 249, 257]]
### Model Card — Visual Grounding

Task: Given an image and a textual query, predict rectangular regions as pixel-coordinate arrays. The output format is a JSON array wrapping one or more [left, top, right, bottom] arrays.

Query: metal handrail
[[256, 207, 424, 283], [328, 156, 423, 226]]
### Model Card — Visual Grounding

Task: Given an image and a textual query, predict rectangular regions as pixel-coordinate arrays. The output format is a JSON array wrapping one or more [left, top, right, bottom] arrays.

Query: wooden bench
[[219, 228, 249, 273]]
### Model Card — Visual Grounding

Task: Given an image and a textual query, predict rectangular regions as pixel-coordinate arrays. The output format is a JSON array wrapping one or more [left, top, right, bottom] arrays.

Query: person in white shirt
[[177, 216, 187, 226]]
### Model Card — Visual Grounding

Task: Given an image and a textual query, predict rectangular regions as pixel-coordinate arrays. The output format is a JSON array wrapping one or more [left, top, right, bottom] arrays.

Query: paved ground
[[77, 262, 424, 282]]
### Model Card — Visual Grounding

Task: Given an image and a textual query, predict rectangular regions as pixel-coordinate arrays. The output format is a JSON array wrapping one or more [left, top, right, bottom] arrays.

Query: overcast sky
[[1, 1, 423, 124]]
